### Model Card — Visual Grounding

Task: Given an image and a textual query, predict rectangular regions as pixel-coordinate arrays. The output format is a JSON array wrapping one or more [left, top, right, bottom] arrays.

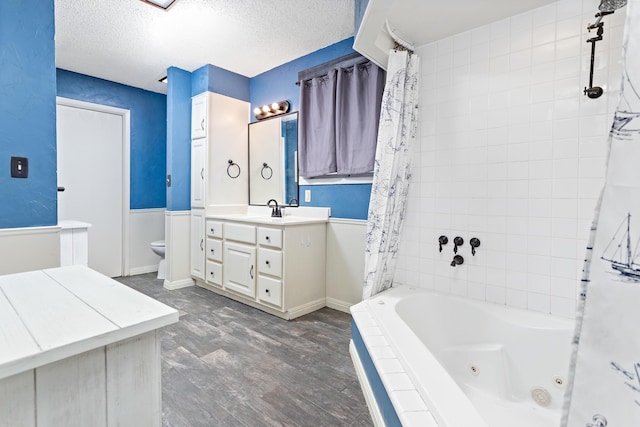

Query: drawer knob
[[265, 260, 270, 265], [210, 249, 214, 253], [266, 236, 270, 240], [265, 289, 270, 294], [210, 228, 214, 233], [210, 271, 214, 276]]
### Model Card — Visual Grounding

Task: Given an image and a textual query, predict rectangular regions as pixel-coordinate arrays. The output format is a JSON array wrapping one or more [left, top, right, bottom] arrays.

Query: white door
[[224, 242, 256, 298], [57, 103, 124, 277], [190, 139, 206, 208], [190, 209, 205, 279]]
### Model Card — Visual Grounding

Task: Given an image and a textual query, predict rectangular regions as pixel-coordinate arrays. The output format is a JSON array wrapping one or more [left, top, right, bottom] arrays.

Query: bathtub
[[349, 286, 574, 427]]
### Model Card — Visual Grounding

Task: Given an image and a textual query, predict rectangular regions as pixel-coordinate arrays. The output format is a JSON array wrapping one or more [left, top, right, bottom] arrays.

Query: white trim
[[163, 278, 194, 290], [56, 97, 132, 277], [287, 297, 327, 319], [326, 297, 352, 314], [299, 175, 373, 186], [0, 225, 60, 236], [349, 341, 385, 427], [329, 218, 367, 226], [130, 208, 166, 215], [129, 265, 158, 276]]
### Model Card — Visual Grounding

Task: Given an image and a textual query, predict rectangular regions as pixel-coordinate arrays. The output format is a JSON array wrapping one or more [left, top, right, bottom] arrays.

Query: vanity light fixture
[[254, 100, 290, 120], [140, 0, 177, 10]]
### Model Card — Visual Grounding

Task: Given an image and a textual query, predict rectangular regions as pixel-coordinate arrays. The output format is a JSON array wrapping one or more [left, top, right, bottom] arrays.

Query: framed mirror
[[248, 112, 298, 206]]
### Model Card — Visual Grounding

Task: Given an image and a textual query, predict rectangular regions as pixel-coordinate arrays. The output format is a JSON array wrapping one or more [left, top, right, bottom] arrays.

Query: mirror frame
[[248, 111, 299, 206]]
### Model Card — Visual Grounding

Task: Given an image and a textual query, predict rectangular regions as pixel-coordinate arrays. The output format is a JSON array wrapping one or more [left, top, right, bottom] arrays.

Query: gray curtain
[[336, 62, 386, 175], [299, 70, 337, 178]]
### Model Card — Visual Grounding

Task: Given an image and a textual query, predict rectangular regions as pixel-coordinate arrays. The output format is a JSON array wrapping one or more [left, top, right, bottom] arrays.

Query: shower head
[[599, 0, 627, 12]]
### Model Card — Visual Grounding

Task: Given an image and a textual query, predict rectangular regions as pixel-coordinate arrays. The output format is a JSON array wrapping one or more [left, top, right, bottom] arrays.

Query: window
[[298, 54, 385, 179]]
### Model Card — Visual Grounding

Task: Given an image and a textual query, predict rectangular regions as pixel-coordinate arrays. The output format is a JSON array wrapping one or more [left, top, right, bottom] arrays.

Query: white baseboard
[[163, 278, 194, 290], [288, 297, 327, 319], [326, 297, 352, 313], [349, 341, 384, 427], [129, 265, 158, 276]]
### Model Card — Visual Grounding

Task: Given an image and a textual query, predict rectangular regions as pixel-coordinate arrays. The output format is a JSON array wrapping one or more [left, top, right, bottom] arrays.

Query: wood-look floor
[[117, 274, 372, 427]]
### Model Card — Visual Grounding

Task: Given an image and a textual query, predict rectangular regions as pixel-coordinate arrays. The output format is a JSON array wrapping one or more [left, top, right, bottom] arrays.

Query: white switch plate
[[304, 189, 311, 202]]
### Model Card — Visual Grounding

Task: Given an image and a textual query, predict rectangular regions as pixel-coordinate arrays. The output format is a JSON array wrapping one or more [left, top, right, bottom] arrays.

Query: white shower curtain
[[362, 50, 419, 299], [563, 1, 640, 425]]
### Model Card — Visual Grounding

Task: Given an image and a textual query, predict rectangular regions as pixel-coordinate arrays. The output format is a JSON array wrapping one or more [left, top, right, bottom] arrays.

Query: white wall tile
[[396, 0, 623, 317]]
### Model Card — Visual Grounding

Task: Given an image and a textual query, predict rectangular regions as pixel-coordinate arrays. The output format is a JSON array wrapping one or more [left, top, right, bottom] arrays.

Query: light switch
[[11, 157, 28, 178], [304, 189, 311, 202]]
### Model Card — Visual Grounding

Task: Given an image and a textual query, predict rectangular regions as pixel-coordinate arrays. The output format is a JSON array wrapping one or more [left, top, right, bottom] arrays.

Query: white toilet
[[150, 240, 166, 280]]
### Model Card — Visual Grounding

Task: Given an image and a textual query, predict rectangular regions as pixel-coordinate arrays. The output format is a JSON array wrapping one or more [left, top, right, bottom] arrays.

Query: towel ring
[[261, 162, 273, 180], [227, 160, 241, 179]]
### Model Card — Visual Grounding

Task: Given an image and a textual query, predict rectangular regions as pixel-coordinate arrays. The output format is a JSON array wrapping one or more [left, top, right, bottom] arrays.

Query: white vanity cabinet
[[194, 218, 327, 320]]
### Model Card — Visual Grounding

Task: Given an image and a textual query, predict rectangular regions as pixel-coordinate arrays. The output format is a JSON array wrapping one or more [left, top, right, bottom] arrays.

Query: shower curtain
[[563, 1, 640, 425], [362, 50, 419, 299]]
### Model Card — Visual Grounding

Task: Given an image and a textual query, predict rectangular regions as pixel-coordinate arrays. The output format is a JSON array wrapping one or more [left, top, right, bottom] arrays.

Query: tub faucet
[[267, 199, 281, 217], [450, 255, 464, 267]]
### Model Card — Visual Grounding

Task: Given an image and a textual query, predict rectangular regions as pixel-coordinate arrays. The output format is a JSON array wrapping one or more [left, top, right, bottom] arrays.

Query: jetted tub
[[350, 286, 574, 427]]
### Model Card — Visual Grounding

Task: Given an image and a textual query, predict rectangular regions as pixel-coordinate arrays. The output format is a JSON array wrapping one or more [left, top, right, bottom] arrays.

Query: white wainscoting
[[0, 226, 60, 275], [164, 211, 194, 290], [326, 219, 366, 313], [129, 209, 165, 276]]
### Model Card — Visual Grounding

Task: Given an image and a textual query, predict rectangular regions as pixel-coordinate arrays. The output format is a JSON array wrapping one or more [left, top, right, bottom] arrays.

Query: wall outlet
[[304, 189, 311, 202]]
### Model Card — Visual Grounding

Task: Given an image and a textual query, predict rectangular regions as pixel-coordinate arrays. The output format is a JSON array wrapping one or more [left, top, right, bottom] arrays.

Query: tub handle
[[438, 235, 448, 252], [453, 236, 464, 254], [470, 237, 481, 256]]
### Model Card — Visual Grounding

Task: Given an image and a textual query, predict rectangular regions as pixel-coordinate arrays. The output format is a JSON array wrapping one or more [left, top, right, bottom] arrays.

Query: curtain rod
[[295, 52, 369, 86]]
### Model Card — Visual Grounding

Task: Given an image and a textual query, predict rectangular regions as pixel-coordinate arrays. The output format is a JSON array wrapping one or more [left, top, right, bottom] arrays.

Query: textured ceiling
[[54, 0, 356, 94]]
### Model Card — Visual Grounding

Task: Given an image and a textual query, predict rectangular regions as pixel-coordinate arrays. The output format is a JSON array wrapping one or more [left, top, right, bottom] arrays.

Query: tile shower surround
[[394, 0, 625, 317]]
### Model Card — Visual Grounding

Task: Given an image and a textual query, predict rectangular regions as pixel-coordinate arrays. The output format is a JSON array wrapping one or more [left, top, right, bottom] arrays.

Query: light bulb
[[271, 102, 280, 111], [261, 105, 270, 113], [253, 107, 262, 116]]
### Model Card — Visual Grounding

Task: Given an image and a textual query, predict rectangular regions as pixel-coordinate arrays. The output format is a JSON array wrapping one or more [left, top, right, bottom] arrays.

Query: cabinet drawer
[[206, 220, 223, 238], [258, 248, 282, 278], [206, 261, 222, 286], [206, 238, 222, 262], [258, 276, 282, 308], [257, 227, 282, 248], [224, 223, 256, 244]]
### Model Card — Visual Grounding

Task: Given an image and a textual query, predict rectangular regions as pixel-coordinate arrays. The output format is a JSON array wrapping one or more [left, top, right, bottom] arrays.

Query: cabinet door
[[190, 209, 205, 279], [208, 93, 249, 205], [191, 138, 206, 208], [191, 94, 207, 139], [223, 242, 256, 298]]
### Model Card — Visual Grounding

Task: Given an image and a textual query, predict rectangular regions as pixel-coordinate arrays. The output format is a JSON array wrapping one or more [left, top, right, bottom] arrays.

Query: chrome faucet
[[267, 199, 282, 217]]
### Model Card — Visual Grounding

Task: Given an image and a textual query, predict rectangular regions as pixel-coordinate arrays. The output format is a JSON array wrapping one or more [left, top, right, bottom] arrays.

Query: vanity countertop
[[0, 265, 178, 380], [206, 206, 331, 225], [207, 213, 329, 225]]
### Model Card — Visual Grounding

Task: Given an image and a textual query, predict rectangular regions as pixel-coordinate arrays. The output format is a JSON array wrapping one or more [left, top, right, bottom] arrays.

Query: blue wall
[[191, 64, 250, 101], [249, 37, 372, 220], [57, 70, 167, 209], [166, 67, 192, 212], [0, 0, 57, 228]]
